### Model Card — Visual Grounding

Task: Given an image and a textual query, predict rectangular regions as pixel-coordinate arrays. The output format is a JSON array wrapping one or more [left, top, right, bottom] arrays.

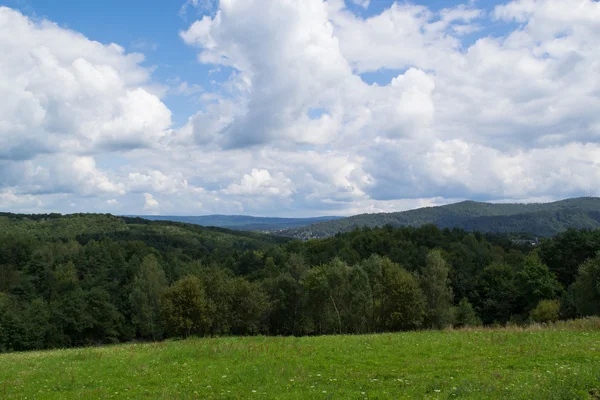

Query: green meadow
[[1, 322, 600, 400]]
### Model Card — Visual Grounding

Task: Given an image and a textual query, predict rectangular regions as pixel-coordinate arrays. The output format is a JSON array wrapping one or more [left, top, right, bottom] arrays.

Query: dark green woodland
[[1, 212, 599, 352]]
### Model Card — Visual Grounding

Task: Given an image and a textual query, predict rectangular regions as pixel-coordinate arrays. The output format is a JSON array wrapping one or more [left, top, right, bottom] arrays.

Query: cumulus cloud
[[128, 170, 193, 194], [224, 169, 295, 197], [0, 189, 42, 210], [0, 7, 172, 160], [143, 193, 160, 213], [2, 1, 600, 216]]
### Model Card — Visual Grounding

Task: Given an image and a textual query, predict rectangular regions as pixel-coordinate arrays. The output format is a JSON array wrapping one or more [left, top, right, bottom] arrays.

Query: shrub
[[453, 297, 482, 327], [530, 299, 560, 323]]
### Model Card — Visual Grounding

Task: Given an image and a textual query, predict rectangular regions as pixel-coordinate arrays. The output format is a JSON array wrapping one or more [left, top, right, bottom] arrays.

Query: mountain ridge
[[276, 197, 600, 239], [130, 214, 343, 232]]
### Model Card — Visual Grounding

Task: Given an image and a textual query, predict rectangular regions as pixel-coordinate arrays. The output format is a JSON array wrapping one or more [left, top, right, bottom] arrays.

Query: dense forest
[[279, 197, 600, 239], [1, 213, 600, 352]]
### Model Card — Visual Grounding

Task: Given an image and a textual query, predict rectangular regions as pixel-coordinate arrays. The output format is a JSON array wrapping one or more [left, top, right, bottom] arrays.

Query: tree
[[559, 286, 578, 320], [571, 252, 600, 316], [199, 266, 235, 336], [361, 255, 385, 331], [475, 263, 519, 325], [302, 260, 345, 335], [453, 297, 481, 327], [530, 299, 560, 323], [515, 252, 563, 314], [0, 293, 24, 352], [380, 260, 426, 331], [539, 229, 600, 287], [231, 278, 269, 335], [420, 250, 454, 329], [21, 298, 51, 349], [129, 255, 167, 340], [85, 287, 122, 344], [161, 276, 210, 338], [263, 254, 312, 336]]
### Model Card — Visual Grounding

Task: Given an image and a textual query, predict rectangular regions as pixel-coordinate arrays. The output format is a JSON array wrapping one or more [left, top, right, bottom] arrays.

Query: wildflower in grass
[[252, 390, 257, 393]]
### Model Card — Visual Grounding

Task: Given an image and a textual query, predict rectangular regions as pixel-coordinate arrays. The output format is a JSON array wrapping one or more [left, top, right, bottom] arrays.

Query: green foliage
[[515, 252, 563, 312], [571, 252, 600, 316], [530, 299, 560, 323], [475, 263, 518, 325], [230, 278, 270, 335], [161, 276, 210, 338], [539, 228, 600, 286], [2, 212, 600, 352], [420, 250, 454, 329], [139, 214, 342, 231], [453, 297, 482, 327], [199, 266, 235, 336], [279, 197, 600, 239], [379, 259, 426, 331], [129, 255, 167, 340]]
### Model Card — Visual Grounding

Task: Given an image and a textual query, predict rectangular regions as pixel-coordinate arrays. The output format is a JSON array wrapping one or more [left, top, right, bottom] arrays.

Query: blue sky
[[0, 0, 598, 216]]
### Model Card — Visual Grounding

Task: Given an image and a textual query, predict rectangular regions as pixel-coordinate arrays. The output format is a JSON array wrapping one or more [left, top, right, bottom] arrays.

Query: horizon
[[3, 195, 598, 219], [1, 1, 600, 216]]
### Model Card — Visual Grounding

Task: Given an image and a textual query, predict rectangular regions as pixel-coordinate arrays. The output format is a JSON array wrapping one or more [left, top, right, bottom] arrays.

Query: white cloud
[[128, 170, 192, 194], [0, 7, 172, 159], [3, 1, 600, 217], [224, 169, 295, 197], [0, 189, 42, 210], [143, 193, 160, 212], [180, 0, 358, 147]]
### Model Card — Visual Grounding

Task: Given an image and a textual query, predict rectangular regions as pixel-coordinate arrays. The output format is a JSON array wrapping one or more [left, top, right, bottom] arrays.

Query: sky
[[0, 0, 599, 217]]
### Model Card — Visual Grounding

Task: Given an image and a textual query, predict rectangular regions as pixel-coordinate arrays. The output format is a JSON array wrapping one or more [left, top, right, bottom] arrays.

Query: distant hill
[[132, 215, 342, 232], [277, 197, 600, 239], [0, 213, 288, 254]]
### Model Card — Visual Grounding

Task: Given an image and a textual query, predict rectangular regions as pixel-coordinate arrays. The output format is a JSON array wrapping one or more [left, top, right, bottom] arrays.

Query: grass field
[[1, 321, 600, 399]]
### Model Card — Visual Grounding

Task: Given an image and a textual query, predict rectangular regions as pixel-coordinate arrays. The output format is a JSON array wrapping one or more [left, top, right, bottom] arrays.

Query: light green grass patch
[[1, 329, 599, 399]]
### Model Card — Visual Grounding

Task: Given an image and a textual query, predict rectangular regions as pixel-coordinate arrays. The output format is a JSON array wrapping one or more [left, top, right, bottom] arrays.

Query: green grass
[[1, 327, 600, 399]]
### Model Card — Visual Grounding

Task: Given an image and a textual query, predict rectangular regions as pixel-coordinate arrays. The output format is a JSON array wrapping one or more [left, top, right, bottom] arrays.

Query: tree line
[[1, 218, 599, 352]]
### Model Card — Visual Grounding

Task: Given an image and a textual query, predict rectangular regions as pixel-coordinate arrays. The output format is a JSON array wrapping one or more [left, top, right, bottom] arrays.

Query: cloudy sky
[[0, 0, 599, 217]]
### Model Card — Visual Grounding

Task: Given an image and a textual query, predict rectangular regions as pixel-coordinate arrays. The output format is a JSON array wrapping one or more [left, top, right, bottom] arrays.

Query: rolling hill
[[132, 214, 342, 231], [0, 212, 288, 255], [277, 197, 600, 239]]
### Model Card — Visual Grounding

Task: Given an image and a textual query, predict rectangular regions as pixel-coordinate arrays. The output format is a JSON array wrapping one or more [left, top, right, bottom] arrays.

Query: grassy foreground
[[1, 323, 600, 399]]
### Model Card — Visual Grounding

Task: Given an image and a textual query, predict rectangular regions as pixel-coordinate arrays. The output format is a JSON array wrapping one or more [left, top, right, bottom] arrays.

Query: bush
[[453, 298, 482, 327], [530, 299, 560, 323]]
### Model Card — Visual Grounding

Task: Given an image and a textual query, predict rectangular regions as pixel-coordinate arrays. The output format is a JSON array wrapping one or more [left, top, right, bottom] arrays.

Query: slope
[[277, 197, 600, 239], [132, 215, 342, 231]]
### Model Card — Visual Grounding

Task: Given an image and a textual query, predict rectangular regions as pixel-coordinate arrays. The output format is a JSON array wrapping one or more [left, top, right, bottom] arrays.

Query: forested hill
[[0, 213, 287, 262], [1, 211, 600, 352], [277, 197, 600, 239], [133, 215, 342, 232]]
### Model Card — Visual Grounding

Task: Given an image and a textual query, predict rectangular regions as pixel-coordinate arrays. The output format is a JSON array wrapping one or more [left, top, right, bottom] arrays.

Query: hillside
[[132, 214, 342, 232], [277, 197, 600, 239], [0, 212, 286, 258], [2, 211, 600, 353]]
